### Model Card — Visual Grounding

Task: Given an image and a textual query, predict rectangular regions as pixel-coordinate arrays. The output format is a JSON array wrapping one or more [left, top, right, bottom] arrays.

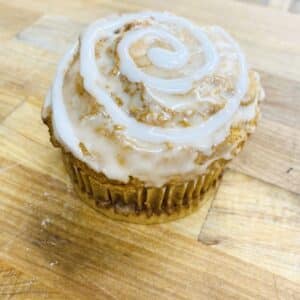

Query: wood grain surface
[[0, 261, 60, 299], [0, 0, 299, 299]]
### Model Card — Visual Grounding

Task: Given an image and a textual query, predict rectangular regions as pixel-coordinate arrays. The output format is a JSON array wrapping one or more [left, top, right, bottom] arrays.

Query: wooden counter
[[0, 0, 299, 298]]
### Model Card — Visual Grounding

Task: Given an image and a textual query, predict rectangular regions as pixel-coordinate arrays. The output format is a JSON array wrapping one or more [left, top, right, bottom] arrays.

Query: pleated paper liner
[[62, 150, 226, 224]]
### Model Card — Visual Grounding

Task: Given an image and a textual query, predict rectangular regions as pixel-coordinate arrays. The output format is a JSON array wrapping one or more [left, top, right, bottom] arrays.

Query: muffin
[[42, 12, 264, 224]]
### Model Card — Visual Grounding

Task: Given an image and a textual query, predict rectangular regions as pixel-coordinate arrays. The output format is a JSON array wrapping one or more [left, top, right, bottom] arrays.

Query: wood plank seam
[[0, 99, 26, 124], [198, 169, 300, 284], [197, 184, 219, 240]]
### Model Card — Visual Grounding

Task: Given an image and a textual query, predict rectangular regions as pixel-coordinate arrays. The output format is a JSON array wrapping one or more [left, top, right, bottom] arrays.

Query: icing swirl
[[43, 12, 264, 186], [79, 12, 247, 152]]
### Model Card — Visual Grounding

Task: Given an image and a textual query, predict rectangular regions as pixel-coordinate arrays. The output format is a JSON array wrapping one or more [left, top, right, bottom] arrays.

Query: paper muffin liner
[[60, 149, 226, 224]]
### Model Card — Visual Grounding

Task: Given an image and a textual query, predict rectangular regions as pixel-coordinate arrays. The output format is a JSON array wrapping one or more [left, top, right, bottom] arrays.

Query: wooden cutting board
[[0, 0, 299, 299]]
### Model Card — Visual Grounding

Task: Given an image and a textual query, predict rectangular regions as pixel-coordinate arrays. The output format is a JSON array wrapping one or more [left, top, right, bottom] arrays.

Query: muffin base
[[62, 150, 225, 224], [73, 179, 220, 224], [43, 114, 256, 224]]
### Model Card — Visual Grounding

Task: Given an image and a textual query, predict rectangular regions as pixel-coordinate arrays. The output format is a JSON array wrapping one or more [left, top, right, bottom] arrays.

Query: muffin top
[[42, 11, 264, 187]]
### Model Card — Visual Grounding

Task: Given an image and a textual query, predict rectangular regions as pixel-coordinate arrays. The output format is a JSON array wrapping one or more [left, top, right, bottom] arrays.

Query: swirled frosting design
[[43, 12, 264, 186]]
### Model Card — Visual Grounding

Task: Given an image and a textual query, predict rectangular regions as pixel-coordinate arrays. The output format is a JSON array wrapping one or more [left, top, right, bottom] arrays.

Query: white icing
[[79, 12, 247, 153], [233, 98, 258, 123], [51, 43, 82, 158], [41, 88, 53, 120], [42, 11, 263, 186], [123, 28, 189, 70], [117, 26, 219, 92]]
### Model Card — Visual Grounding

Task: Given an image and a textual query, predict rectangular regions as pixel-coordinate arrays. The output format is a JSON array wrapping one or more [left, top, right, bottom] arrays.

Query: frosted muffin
[[42, 12, 264, 223]]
